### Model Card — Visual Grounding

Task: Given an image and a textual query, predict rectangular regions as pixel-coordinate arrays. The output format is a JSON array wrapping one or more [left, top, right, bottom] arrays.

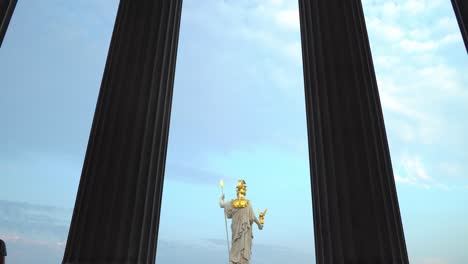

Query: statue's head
[[236, 179, 247, 198]]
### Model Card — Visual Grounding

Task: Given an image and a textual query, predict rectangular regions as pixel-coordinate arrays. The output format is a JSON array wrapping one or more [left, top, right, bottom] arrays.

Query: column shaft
[[451, 0, 468, 53], [63, 0, 182, 263], [0, 0, 17, 47], [298, 0, 409, 262]]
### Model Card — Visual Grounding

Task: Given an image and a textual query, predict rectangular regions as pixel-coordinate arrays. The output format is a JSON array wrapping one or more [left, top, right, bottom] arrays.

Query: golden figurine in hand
[[258, 208, 267, 225]]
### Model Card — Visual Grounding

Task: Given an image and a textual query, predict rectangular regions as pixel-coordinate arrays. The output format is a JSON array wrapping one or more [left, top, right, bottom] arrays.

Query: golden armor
[[231, 179, 249, 208], [231, 198, 250, 208], [228, 180, 267, 225]]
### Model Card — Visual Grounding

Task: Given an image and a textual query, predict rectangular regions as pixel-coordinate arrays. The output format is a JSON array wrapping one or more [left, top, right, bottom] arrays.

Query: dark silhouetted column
[[451, 0, 468, 53], [298, 0, 409, 263], [0, 0, 17, 47], [63, 0, 181, 263]]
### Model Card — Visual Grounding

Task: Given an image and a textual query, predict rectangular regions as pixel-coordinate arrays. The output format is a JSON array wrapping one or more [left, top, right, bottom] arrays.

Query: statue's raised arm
[[219, 193, 225, 208]]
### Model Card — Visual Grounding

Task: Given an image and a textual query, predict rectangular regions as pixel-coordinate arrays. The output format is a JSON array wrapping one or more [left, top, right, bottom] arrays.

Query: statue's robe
[[224, 201, 257, 264]]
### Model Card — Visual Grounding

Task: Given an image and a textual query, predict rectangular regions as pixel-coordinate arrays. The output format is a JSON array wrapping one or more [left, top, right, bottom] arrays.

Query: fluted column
[[298, 0, 409, 263], [451, 0, 468, 53], [63, 0, 182, 263], [0, 0, 17, 47]]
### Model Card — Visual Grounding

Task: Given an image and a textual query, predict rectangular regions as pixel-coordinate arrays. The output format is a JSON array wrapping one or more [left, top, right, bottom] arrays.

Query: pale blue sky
[[0, 0, 467, 264]]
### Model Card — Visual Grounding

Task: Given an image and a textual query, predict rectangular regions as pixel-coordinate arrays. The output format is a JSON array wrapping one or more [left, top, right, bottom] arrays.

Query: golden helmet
[[236, 180, 247, 195]]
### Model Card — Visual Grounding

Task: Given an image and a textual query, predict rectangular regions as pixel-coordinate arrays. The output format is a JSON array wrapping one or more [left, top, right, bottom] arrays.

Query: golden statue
[[258, 208, 267, 225], [231, 180, 249, 208], [219, 180, 266, 264]]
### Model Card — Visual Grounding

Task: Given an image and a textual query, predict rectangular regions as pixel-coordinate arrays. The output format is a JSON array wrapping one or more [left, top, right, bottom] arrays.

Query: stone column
[[0, 0, 17, 47], [451, 0, 468, 53], [298, 0, 409, 263], [62, 0, 182, 263]]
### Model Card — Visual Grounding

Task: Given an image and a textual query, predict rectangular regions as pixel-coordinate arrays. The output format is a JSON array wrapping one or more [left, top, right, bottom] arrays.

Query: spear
[[220, 180, 230, 260]]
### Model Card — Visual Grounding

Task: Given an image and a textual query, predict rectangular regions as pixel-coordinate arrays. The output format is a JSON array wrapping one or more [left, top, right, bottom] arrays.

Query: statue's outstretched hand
[[258, 223, 263, 230], [219, 194, 226, 208]]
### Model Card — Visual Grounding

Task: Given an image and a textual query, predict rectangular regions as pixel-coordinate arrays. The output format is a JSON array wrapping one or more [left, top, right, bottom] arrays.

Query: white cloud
[[434, 16, 459, 33], [438, 33, 461, 45], [367, 17, 405, 41], [399, 39, 438, 52], [398, 33, 462, 53], [205, 1, 302, 65], [402, 0, 444, 15], [381, 2, 401, 20], [364, 1, 468, 192], [3, 235, 65, 249], [417, 257, 449, 264], [363, 0, 461, 54], [283, 41, 302, 63], [376, 58, 467, 146], [408, 28, 432, 40], [402, 0, 426, 15], [238, 26, 277, 48], [416, 64, 465, 97], [273, 9, 300, 31], [270, 0, 283, 5], [375, 55, 401, 68], [395, 155, 450, 190], [189, 0, 468, 192], [403, 156, 431, 181], [270, 66, 289, 91], [394, 173, 411, 184], [438, 162, 462, 177], [257, 0, 283, 6], [378, 86, 427, 122]]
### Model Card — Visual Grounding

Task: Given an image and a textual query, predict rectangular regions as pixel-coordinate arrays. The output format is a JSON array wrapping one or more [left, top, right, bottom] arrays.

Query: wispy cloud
[[0, 200, 71, 263], [366, 17, 405, 41], [395, 155, 433, 188], [0, 201, 71, 241], [361, 0, 468, 194], [2, 236, 65, 264], [417, 257, 449, 264], [395, 156, 468, 190], [156, 238, 315, 264], [164, 161, 234, 185], [273, 9, 300, 31], [397, 33, 462, 53], [3, 235, 65, 249], [219, 0, 302, 63]]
